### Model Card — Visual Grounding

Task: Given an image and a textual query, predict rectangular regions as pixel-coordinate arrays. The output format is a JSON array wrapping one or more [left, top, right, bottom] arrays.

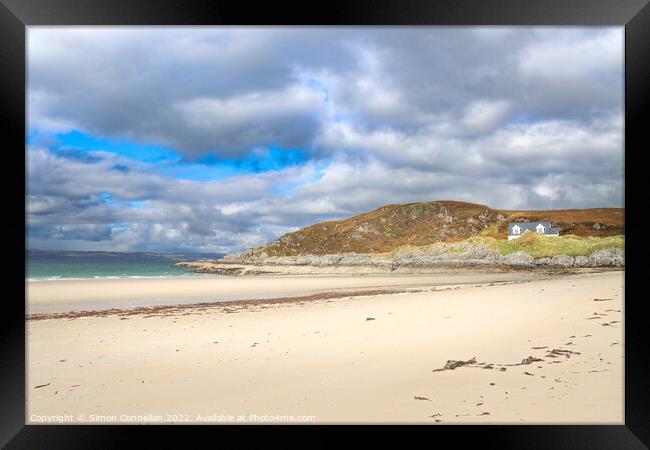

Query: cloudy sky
[[27, 27, 624, 253]]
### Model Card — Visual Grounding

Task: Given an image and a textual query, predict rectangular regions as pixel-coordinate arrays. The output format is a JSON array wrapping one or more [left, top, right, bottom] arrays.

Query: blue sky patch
[[30, 130, 311, 182], [52, 130, 180, 163], [158, 147, 309, 181]]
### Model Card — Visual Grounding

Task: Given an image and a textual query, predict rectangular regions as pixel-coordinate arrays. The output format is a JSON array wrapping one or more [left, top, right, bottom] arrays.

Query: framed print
[[1, 0, 649, 447]]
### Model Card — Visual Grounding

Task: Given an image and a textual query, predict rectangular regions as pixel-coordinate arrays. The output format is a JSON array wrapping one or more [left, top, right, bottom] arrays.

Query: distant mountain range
[[246, 200, 624, 257], [27, 249, 226, 262]]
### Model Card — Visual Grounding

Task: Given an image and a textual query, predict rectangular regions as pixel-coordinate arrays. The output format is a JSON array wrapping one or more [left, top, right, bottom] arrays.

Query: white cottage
[[508, 222, 560, 240]]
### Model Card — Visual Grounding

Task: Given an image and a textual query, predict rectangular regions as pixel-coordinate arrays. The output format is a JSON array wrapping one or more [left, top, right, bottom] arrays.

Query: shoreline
[[26, 273, 214, 282], [27, 269, 561, 315], [27, 275, 541, 321], [26, 269, 616, 321]]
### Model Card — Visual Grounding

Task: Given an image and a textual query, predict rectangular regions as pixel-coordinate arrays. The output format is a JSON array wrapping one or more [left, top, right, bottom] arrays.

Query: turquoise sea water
[[26, 250, 223, 280]]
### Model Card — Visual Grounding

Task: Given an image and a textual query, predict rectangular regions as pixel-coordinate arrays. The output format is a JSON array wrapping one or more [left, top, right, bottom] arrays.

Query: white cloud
[[459, 100, 512, 134], [172, 85, 324, 154], [519, 28, 623, 81]]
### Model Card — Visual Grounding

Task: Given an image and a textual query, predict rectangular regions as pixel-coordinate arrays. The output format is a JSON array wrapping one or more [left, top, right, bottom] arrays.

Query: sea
[[26, 249, 224, 281]]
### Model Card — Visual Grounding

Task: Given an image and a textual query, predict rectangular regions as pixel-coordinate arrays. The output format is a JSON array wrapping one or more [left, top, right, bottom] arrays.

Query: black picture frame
[[2, 0, 648, 447]]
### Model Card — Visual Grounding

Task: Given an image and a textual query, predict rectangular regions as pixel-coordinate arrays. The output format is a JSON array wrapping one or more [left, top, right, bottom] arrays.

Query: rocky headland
[[177, 200, 624, 276]]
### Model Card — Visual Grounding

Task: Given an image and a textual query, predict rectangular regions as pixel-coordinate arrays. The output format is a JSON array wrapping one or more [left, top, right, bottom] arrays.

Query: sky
[[26, 27, 624, 254]]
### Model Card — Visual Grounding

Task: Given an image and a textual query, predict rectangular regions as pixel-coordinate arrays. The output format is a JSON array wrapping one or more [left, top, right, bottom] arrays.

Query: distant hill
[[249, 200, 624, 257], [27, 249, 226, 262]]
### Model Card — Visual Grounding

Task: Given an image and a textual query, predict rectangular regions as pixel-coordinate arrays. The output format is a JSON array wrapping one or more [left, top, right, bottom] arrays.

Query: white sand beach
[[26, 270, 623, 424]]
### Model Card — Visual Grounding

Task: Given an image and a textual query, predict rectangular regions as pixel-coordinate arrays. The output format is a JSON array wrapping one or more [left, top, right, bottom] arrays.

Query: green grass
[[467, 233, 624, 258], [478, 223, 500, 237], [392, 233, 624, 259], [448, 243, 468, 253]]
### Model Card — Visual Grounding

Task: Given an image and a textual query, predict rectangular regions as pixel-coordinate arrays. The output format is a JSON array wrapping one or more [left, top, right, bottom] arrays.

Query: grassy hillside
[[469, 233, 624, 258], [252, 200, 624, 257], [482, 208, 625, 239]]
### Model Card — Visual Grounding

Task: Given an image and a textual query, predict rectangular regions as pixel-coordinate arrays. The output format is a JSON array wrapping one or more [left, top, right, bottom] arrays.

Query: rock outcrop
[[179, 246, 624, 276]]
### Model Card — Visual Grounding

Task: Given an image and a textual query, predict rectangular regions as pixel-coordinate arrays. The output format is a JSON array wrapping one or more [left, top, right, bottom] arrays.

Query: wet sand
[[26, 270, 623, 424], [26, 271, 546, 314]]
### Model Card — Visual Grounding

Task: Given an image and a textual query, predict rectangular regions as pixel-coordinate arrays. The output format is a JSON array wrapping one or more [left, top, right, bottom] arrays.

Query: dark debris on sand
[[545, 348, 580, 358], [26, 289, 411, 321], [520, 356, 543, 365], [433, 353, 550, 373], [432, 357, 477, 372]]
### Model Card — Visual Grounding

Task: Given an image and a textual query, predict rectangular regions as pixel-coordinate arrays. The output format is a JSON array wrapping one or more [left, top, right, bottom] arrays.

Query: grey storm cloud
[[29, 27, 623, 159], [29, 28, 349, 157], [26, 27, 624, 253]]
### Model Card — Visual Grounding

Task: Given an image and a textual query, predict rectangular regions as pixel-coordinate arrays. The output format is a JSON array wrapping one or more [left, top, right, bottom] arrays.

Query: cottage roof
[[508, 222, 554, 234]]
